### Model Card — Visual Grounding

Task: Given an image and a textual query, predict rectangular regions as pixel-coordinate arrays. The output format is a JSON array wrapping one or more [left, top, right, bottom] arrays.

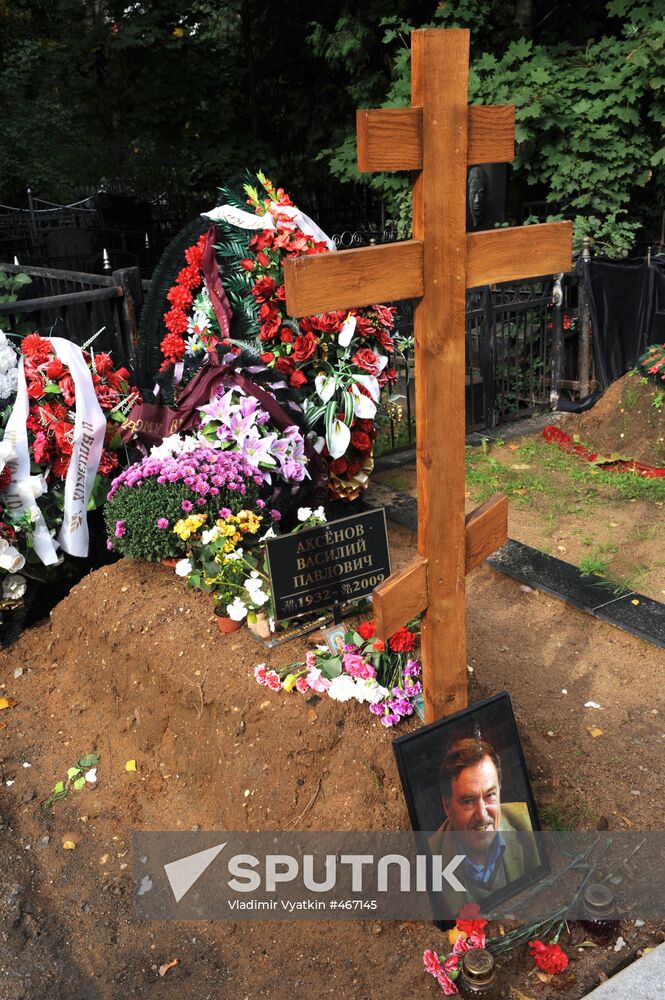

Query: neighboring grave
[[284, 28, 572, 722]]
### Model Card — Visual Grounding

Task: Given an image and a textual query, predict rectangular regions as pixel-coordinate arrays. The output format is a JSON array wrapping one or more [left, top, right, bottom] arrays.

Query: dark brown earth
[[1, 517, 663, 999], [562, 371, 665, 468]]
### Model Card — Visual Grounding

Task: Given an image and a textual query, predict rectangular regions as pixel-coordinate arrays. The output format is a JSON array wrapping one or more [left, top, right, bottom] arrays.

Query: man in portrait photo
[[428, 737, 540, 911]]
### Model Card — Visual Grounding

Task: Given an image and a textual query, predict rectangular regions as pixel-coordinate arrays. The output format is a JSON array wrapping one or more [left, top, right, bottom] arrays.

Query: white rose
[[2, 573, 27, 601], [174, 558, 192, 577]]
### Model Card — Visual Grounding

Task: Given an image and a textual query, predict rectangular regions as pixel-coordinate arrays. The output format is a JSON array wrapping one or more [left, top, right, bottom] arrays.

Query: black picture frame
[[392, 691, 548, 921]]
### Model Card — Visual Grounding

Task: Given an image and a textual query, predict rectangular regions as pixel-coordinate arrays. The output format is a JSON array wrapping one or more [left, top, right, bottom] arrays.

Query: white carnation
[[0, 542, 25, 573], [327, 674, 358, 702], [2, 573, 27, 601]]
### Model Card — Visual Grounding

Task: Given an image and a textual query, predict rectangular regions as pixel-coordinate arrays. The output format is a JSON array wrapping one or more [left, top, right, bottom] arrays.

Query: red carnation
[[52, 454, 71, 479], [529, 941, 569, 975], [184, 243, 204, 268], [455, 902, 489, 937], [292, 333, 318, 362], [290, 370, 307, 389], [160, 333, 186, 362], [164, 308, 189, 335], [373, 640, 385, 651], [167, 285, 193, 310], [176, 265, 201, 289], [350, 430, 371, 453], [21, 333, 52, 359], [388, 627, 417, 653], [356, 620, 375, 640], [352, 347, 380, 374]]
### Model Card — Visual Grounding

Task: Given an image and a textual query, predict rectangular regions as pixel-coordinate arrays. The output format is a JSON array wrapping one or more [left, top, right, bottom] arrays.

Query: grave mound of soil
[[562, 373, 665, 467], [1, 524, 663, 998]]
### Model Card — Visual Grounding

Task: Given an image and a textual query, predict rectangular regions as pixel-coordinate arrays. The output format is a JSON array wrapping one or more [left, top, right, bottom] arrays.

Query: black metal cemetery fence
[[377, 272, 579, 454], [0, 262, 142, 375]]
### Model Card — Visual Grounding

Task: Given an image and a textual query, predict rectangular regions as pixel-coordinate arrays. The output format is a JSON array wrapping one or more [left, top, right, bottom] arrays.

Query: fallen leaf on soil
[[0, 723, 6, 731], [78, 753, 100, 768], [125, 759, 137, 772], [577, 939, 599, 949], [0, 697, 17, 710], [588, 727, 604, 737], [67, 767, 81, 780], [535, 971, 553, 984], [158, 959, 179, 977], [61, 832, 81, 849], [513, 488, 528, 495], [73, 777, 86, 790], [619, 814, 635, 828], [553, 973, 575, 990], [512, 990, 536, 1000]]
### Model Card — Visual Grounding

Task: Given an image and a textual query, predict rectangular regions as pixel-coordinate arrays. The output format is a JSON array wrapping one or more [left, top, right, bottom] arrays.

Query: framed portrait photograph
[[392, 691, 547, 920]]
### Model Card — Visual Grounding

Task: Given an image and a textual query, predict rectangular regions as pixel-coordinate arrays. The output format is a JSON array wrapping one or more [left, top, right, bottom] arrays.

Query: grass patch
[[465, 437, 665, 508]]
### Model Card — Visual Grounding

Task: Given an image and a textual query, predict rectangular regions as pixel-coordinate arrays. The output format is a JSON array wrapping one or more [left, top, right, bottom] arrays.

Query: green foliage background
[[0, 0, 662, 257]]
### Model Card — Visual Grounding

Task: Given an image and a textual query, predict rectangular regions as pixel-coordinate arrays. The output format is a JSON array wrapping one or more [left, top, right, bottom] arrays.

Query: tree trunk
[[515, 0, 533, 38]]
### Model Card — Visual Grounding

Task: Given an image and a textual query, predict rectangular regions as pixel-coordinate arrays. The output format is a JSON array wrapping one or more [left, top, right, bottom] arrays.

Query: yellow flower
[[282, 674, 297, 692]]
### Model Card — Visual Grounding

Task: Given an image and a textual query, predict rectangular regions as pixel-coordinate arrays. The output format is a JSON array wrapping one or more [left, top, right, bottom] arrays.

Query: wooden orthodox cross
[[283, 29, 572, 723]]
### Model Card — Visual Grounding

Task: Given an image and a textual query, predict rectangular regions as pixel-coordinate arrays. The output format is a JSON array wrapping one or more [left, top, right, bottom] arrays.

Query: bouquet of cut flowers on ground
[[255, 617, 421, 724], [423, 902, 569, 994], [104, 446, 263, 563]]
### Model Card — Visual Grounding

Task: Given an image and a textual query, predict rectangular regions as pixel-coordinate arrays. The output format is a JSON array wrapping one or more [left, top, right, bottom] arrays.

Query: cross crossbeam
[[283, 27, 572, 722]]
